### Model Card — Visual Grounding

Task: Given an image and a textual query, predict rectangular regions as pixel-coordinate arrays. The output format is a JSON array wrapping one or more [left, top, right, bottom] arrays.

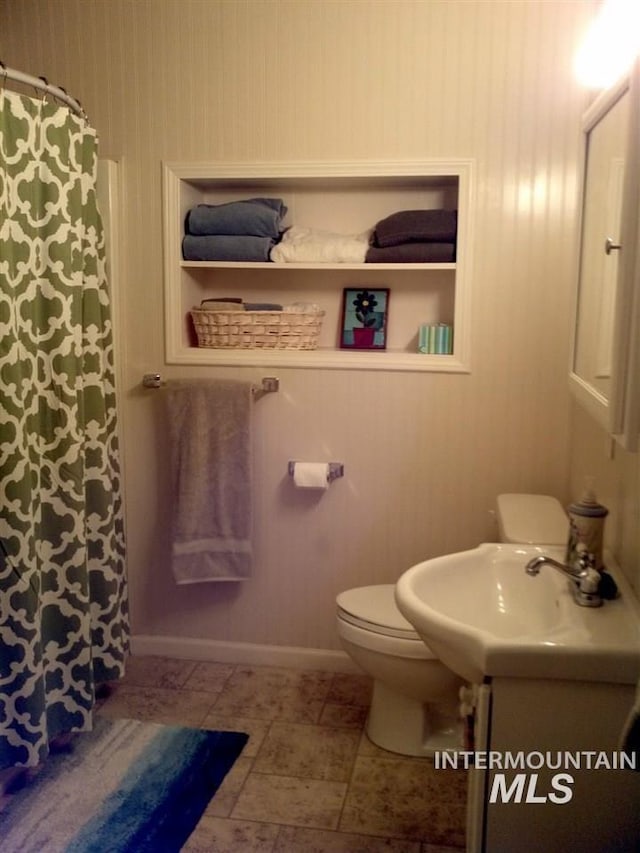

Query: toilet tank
[[496, 493, 568, 546]]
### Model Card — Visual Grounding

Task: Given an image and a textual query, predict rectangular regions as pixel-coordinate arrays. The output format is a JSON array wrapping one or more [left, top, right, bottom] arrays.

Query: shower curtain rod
[[1, 61, 85, 118]]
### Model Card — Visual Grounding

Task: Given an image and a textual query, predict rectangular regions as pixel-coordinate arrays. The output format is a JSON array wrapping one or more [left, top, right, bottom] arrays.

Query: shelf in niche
[[180, 261, 457, 271], [172, 345, 466, 373], [163, 158, 473, 372]]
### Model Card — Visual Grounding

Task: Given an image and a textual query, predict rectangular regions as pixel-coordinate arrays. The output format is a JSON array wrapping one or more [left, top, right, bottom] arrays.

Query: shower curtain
[[0, 89, 129, 770]]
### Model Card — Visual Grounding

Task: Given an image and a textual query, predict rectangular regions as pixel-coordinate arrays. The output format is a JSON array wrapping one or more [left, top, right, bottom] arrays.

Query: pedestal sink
[[395, 543, 640, 684]]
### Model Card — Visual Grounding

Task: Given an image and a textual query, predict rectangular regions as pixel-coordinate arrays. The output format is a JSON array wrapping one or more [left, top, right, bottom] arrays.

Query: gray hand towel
[[165, 379, 253, 583]]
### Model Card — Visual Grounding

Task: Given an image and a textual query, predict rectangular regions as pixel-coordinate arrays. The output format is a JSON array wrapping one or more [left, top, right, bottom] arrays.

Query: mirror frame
[[609, 58, 640, 452], [569, 60, 640, 452]]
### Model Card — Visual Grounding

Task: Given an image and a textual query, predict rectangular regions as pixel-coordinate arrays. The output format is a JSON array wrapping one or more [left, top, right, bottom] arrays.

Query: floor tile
[[232, 774, 347, 829], [184, 661, 237, 693], [198, 756, 254, 818], [212, 666, 333, 723], [253, 721, 360, 782], [120, 654, 198, 688], [96, 684, 215, 727], [326, 672, 373, 706], [320, 702, 369, 729], [274, 826, 421, 852], [340, 756, 467, 846], [183, 816, 279, 852], [201, 711, 271, 758], [94, 656, 466, 849], [417, 804, 467, 849]]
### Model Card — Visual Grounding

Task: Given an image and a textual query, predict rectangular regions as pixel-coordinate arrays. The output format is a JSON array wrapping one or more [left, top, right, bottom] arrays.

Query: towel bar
[[141, 373, 279, 396]]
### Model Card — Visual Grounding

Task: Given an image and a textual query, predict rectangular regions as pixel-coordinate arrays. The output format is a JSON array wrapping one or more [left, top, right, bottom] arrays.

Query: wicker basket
[[190, 307, 325, 350]]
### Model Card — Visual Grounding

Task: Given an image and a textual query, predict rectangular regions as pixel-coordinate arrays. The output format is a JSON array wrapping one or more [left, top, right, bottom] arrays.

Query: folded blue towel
[[186, 198, 287, 237], [182, 235, 274, 262]]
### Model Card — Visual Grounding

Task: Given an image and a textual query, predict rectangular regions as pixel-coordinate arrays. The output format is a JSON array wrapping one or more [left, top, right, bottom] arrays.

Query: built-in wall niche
[[162, 160, 474, 372]]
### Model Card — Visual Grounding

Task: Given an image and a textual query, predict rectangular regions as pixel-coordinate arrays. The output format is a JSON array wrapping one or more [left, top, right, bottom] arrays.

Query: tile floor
[[96, 655, 467, 852]]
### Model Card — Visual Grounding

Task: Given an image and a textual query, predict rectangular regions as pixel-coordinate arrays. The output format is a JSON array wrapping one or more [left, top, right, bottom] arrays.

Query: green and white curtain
[[0, 89, 129, 770]]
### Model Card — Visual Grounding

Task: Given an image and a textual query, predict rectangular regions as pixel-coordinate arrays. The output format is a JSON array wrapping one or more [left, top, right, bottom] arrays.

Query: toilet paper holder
[[288, 461, 344, 483]]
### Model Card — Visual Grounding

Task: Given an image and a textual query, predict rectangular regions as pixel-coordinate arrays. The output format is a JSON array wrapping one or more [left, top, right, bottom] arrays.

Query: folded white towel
[[283, 302, 323, 313], [165, 379, 253, 583], [271, 226, 371, 264]]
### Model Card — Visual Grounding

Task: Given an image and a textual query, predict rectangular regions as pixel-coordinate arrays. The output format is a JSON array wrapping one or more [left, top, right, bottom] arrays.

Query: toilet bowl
[[336, 493, 568, 757], [337, 585, 463, 756]]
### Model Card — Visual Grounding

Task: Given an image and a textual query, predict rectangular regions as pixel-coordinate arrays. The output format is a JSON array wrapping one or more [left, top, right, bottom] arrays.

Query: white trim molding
[[130, 634, 361, 673]]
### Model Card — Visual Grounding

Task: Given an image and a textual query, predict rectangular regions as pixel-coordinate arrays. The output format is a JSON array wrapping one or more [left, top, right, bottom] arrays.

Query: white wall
[[3, 0, 611, 656], [569, 403, 640, 595]]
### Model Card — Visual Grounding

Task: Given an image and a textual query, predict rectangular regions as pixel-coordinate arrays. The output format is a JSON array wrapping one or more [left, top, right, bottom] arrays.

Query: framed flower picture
[[340, 288, 390, 350]]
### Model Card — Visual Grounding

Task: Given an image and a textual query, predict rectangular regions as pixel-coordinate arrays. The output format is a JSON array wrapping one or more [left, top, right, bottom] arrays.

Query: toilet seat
[[337, 584, 420, 640]]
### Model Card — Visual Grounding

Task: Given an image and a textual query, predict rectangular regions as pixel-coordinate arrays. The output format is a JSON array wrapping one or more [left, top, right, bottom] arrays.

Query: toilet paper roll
[[292, 462, 329, 490]]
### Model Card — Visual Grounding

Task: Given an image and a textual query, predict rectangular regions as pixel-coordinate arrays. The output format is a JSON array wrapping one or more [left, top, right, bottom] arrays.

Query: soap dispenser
[[565, 478, 608, 572]]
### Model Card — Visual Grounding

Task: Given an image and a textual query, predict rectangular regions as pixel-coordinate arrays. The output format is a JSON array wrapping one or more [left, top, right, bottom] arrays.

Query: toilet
[[336, 493, 568, 756]]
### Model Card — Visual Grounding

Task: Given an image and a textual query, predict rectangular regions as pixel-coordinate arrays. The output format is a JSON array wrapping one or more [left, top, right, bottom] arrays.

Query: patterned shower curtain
[[0, 89, 129, 770]]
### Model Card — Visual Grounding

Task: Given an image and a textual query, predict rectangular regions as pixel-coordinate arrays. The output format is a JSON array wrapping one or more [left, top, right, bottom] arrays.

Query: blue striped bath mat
[[0, 716, 248, 852]]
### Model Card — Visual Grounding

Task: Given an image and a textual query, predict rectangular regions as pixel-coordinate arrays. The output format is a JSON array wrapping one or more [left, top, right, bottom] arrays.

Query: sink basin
[[395, 543, 640, 684]]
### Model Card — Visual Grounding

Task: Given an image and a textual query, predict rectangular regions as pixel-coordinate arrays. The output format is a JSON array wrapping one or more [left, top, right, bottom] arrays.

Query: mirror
[[570, 77, 629, 427]]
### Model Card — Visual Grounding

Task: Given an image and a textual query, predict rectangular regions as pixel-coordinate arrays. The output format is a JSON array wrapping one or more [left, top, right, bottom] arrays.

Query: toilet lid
[[336, 585, 420, 640], [497, 494, 568, 545]]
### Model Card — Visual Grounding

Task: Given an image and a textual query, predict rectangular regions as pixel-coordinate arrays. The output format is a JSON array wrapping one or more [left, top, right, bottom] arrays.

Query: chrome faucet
[[525, 550, 603, 607]]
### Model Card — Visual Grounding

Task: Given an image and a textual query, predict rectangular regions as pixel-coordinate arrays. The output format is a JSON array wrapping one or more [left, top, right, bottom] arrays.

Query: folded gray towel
[[186, 198, 287, 237], [373, 209, 457, 248], [182, 235, 274, 262], [244, 303, 283, 311], [197, 301, 245, 312], [366, 242, 455, 263], [165, 379, 253, 583]]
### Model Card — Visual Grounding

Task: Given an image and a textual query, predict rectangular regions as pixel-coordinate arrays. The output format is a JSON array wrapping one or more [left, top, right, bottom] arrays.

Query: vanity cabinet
[[468, 677, 640, 852], [162, 160, 473, 372]]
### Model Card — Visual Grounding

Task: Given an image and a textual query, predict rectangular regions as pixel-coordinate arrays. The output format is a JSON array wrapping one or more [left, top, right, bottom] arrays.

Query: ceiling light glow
[[574, 0, 640, 89]]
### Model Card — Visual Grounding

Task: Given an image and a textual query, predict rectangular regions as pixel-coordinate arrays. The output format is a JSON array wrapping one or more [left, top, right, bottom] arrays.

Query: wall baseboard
[[130, 634, 361, 673]]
